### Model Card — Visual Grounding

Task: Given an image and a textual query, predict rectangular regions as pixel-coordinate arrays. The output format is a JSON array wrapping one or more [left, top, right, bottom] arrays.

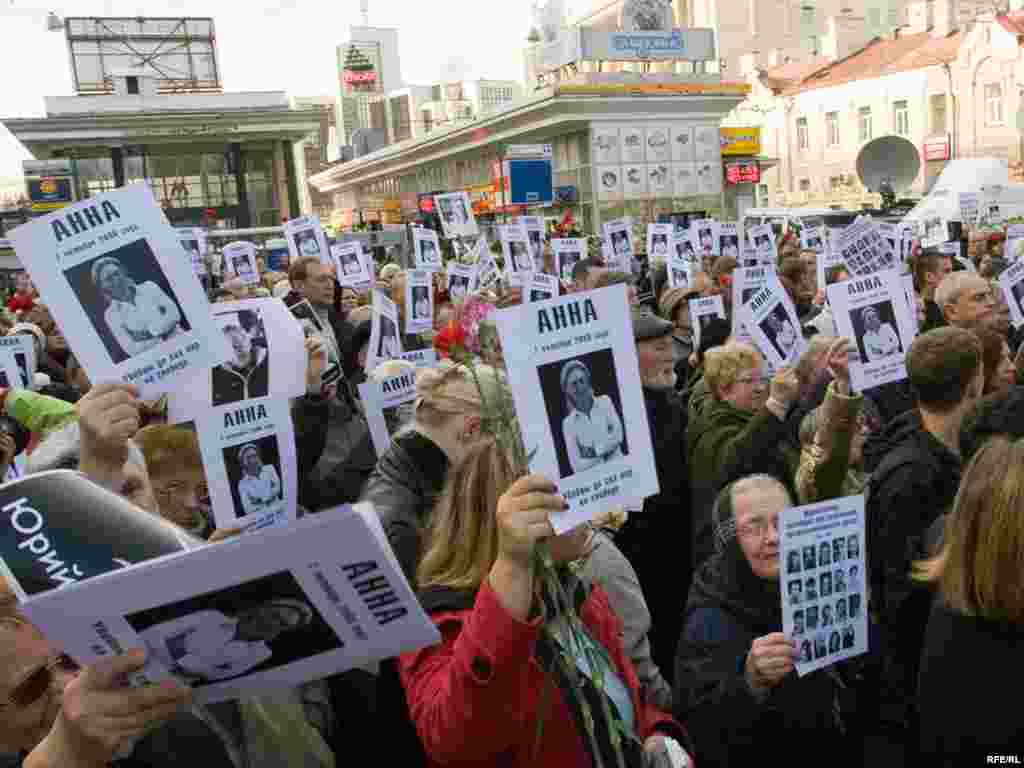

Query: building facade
[[730, 0, 1024, 207], [336, 26, 402, 147], [294, 96, 340, 221]]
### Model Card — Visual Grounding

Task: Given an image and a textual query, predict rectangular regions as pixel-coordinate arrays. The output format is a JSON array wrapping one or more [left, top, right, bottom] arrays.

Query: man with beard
[[614, 307, 690, 685]]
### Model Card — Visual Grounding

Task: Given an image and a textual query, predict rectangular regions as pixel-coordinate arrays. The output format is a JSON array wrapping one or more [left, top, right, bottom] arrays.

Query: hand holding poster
[[998, 260, 1024, 328], [178, 228, 208, 277], [646, 223, 673, 264], [738, 274, 807, 368], [446, 261, 475, 300], [500, 223, 533, 276], [332, 241, 371, 287], [781, 495, 868, 675], [827, 269, 916, 392], [19, 504, 441, 703], [732, 265, 775, 337], [283, 215, 329, 265], [552, 238, 587, 283], [493, 285, 659, 532], [8, 183, 227, 398], [412, 228, 443, 271], [690, 218, 720, 260], [367, 289, 403, 371], [405, 271, 434, 334], [528, 273, 559, 302], [359, 368, 417, 458], [833, 217, 898, 276], [434, 191, 479, 239], [689, 294, 726, 351], [168, 298, 306, 421], [222, 241, 260, 286]]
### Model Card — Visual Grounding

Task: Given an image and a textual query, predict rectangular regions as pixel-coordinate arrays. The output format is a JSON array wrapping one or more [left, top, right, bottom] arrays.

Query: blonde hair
[[915, 437, 1024, 623], [414, 359, 503, 429], [417, 437, 516, 590], [704, 342, 762, 398], [135, 424, 203, 479], [369, 359, 415, 382]]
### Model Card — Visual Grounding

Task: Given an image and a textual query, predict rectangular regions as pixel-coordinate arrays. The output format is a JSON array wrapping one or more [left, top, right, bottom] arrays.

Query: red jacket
[[399, 579, 688, 767]]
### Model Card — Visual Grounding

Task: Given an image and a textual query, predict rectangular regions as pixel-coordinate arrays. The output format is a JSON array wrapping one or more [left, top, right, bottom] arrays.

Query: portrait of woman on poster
[[559, 359, 625, 474], [91, 256, 183, 360], [236, 443, 282, 516]]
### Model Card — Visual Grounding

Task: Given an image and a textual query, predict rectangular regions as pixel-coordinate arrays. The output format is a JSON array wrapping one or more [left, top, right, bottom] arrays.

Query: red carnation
[[433, 322, 467, 360]]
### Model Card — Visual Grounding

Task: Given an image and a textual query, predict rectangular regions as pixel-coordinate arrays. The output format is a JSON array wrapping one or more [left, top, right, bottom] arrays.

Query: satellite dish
[[856, 135, 921, 194]]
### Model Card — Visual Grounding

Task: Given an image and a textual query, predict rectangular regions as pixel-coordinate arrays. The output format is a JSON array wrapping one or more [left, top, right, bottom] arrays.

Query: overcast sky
[[0, 0, 539, 181]]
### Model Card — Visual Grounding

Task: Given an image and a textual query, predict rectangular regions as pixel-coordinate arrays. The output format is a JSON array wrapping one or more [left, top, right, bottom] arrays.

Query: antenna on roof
[[360, 0, 369, 26]]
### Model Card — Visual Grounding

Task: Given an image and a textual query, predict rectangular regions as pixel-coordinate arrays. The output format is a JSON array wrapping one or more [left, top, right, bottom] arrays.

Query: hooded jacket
[[212, 347, 269, 406], [864, 409, 961, 728]]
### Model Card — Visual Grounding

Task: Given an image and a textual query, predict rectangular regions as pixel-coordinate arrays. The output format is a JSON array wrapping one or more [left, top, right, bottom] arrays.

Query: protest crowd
[[1, 195, 1023, 768]]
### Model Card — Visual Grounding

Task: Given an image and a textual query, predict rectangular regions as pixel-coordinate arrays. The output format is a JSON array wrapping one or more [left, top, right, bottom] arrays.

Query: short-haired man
[[934, 271, 998, 333], [570, 259, 595, 292], [866, 327, 984, 756], [914, 249, 953, 332]]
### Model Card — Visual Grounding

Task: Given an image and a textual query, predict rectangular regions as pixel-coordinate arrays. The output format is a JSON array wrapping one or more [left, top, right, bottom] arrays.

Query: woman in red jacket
[[400, 435, 694, 767]]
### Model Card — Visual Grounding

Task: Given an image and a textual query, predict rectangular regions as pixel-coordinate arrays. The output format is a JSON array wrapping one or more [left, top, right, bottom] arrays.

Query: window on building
[[986, 83, 1004, 125], [799, 178, 811, 192], [826, 111, 840, 147], [858, 106, 873, 142], [126, 76, 140, 95], [893, 100, 910, 136], [930, 94, 947, 133], [796, 117, 809, 150]]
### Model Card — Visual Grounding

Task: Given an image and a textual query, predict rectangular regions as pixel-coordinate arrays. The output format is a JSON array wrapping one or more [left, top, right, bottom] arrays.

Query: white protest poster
[[646, 223, 673, 264], [446, 262, 475, 301], [400, 348, 437, 369], [959, 192, 979, 225], [332, 242, 371, 287], [603, 217, 635, 267], [672, 230, 698, 264], [747, 223, 776, 263], [284, 215, 329, 266], [474, 244, 501, 292], [667, 249, 692, 290], [288, 300, 342, 387], [732, 265, 775, 337], [367, 289, 403, 372], [528, 273, 560, 303], [739, 248, 762, 268], [689, 294, 726, 350], [519, 215, 546, 272], [902, 274, 919, 336], [998, 259, 1024, 328], [833, 217, 898, 276], [1006, 224, 1024, 262], [552, 238, 587, 283], [500, 223, 533, 276], [781, 495, 868, 676], [412, 228, 443, 271], [801, 225, 826, 253], [739, 275, 807, 368], [404, 270, 434, 335], [690, 218, 720, 260], [718, 222, 740, 260], [194, 396, 297, 530], [434, 191, 478, 239], [0, 335, 35, 389], [8, 183, 227, 399], [168, 298, 305, 422], [817, 249, 848, 292], [827, 270, 915, 392], [877, 223, 899, 261], [899, 225, 918, 264], [494, 284, 658, 532], [222, 241, 260, 287], [359, 370, 418, 459], [178, 228, 207, 277], [20, 505, 441, 703]]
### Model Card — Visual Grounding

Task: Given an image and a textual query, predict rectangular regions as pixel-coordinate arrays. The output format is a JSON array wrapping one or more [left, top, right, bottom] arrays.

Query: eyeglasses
[[737, 516, 779, 540], [154, 481, 210, 506], [0, 619, 80, 710], [736, 374, 771, 386]]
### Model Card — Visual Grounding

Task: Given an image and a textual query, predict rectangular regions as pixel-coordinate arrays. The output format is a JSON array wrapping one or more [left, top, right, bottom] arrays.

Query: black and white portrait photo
[[758, 304, 799, 362], [418, 238, 440, 268], [787, 579, 803, 606], [675, 237, 696, 261], [832, 538, 845, 563], [842, 624, 855, 649], [411, 286, 431, 321], [805, 605, 819, 630], [835, 597, 848, 623], [448, 274, 470, 300], [820, 571, 833, 598], [339, 248, 362, 277], [65, 241, 190, 365], [852, 301, 902, 363], [829, 630, 841, 654], [847, 534, 860, 559], [649, 233, 669, 259], [559, 251, 582, 282], [753, 232, 771, 251], [0, 352, 31, 390], [539, 349, 628, 479], [126, 569, 340, 688], [293, 229, 322, 258], [847, 564, 862, 591], [834, 568, 846, 593], [793, 610, 804, 635], [814, 633, 828, 660], [611, 229, 631, 260], [787, 550, 801, 574], [720, 233, 740, 260], [800, 639, 813, 662], [223, 435, 283, 519], [509, 241, 531, 273], [821, 604, 833, 627], [848, 593, 861, 619], [818, 541, 831, 567], [697, 225, 715, 256], [802, 545, 816, 571], [530, 289, 554, 302], [527, 229, 544, 268], [377, 314, 400, 360], [212, 311, 269, 406], [805, 576, 817, 602], [1011, 280, 1024, 320], [671, 268, 689, 288]]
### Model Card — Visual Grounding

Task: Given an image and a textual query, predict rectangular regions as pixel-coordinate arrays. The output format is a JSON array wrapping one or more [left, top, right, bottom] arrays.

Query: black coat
[[211, 349, 269, 406], [358, 430, 449, 582], [918, 602, 1024, 764], [864, 409, 961, 728], [616, 387, 690, 681]]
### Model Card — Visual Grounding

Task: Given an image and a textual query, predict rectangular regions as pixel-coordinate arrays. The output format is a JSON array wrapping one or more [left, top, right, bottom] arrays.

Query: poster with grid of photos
[[782, 495, 868, 676]]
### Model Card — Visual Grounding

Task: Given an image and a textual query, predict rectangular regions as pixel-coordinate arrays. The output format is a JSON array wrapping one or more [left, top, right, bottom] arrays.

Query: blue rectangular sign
[[508, 158, 554, 206]]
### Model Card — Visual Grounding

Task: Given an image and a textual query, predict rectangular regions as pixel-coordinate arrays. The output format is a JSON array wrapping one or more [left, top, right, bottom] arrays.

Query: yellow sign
[[383, 198, 401, 212], [720, 127, 762, 156], [555, 82, 751, 97]]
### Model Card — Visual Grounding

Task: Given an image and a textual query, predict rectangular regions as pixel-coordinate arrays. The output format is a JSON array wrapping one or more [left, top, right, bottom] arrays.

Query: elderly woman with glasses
[[687, 342, 802, 569], [674, 475, 855, 768], [0, 583, 222, 768]]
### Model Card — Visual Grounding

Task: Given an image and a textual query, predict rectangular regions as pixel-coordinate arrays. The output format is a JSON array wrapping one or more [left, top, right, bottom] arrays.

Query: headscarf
[[687, 477, 786, 631]]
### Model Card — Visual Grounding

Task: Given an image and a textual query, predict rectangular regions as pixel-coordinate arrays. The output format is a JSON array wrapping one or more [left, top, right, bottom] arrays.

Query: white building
[[336, 25, 403, 147]]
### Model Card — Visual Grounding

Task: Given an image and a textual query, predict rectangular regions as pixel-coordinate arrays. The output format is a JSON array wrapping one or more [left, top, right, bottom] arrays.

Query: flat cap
[[632, 307, 673, 341]]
